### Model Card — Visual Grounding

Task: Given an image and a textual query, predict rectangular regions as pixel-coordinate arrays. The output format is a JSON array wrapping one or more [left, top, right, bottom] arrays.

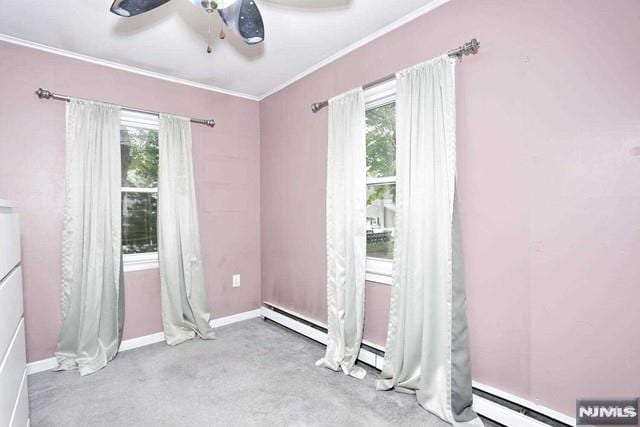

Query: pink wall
[[260, 0, 640, 418], [0, 41, 262, 363], [363, 281, 390, 346], [1, 0, 639, 419]]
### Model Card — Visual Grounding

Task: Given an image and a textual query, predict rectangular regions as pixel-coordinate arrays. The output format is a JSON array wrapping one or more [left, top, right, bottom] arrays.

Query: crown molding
[[256, 0, 452, 100], [0, 33, 260, 102], [1, 0, 450, 102]]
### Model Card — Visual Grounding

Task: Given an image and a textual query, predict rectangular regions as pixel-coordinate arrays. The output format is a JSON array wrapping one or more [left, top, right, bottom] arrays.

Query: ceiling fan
[[110, 0, 265, 47]]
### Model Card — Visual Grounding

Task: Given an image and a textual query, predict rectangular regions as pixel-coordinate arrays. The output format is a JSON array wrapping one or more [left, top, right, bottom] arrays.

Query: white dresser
[[0, 200, 29, 426]]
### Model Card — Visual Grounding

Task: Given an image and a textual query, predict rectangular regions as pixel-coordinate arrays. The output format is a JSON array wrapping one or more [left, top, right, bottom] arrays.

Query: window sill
[[366, 257, 392, 286], [123, 252, 159, 273], [365, 272, 392, 286]]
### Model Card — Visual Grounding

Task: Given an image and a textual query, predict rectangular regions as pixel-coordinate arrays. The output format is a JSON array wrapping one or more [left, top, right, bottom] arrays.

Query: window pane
[[366, 102, 396, 178], [366, 100, 396, 263], [122, 192, 158, 255], [121, 126, 159, 188], [366, 183, 395, 260]]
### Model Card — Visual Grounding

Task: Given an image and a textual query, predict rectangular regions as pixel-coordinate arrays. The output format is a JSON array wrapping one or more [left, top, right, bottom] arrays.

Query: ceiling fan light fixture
[[190, 0, 239, 12], [110, 0, 172, 17]]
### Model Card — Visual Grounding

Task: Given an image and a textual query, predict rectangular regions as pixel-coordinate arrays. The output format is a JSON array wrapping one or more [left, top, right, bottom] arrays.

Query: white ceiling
[[0, 0, 444, 99]]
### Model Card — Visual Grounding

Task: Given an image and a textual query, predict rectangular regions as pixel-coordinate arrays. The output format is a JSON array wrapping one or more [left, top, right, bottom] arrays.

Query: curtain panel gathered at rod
[[56, 99, 124, 376], [375, 55, 482, 426], [316, 88, 368, 380], [158, 114, 216, 345]]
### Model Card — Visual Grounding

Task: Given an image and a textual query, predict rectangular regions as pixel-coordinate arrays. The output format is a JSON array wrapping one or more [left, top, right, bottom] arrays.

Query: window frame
[[120, 110, 160, 273], [364, 79, 397, 285]]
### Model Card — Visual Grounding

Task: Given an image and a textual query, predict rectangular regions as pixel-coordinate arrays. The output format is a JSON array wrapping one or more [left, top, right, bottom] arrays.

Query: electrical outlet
[[232, 274, 241, 288]]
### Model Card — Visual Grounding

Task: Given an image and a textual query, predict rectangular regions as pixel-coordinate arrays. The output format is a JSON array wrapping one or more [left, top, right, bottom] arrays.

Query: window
[[365, 80, 396, 284], [120, 111, 159, 272]]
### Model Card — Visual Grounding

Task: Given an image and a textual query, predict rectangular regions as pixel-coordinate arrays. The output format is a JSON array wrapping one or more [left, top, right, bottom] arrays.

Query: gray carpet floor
[[29, 318, 499, 427]]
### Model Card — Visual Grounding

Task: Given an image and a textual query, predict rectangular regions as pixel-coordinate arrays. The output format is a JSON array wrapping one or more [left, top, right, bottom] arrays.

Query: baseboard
[[260, 303, 385, 369], [472, 395, 552, 427], [118, 332, 165, 352], [261, 301, 574, 427], [25, 356, 58, 375], [26, 308, 262, 375], [209, 309, 262, 328], [472, 381, 576, 426]]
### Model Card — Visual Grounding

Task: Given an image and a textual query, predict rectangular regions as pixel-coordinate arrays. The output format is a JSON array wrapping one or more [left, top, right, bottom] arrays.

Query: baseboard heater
[[261, 302, 574, 427]]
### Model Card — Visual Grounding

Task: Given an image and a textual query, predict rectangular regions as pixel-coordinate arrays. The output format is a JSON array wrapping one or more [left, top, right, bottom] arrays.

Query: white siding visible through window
[[120, 111, 159, 272]]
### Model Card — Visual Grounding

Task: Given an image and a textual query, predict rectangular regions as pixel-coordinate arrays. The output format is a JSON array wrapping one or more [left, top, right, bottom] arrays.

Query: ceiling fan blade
[[218, 0, 265, 45], [110, 0, 172, 17]]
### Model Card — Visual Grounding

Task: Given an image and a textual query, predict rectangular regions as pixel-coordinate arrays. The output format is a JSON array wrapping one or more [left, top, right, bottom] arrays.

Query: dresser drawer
[[9, 370, 28, 427], [0, 268, 23, 358], [0, 319, 26, 426], [0, 213, 20, 281]]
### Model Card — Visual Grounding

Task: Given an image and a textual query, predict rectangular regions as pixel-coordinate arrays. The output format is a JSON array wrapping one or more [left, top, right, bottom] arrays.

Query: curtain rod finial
[[311, 102, 327, 113], [36, 88, 53, 99], [467, 38, 480, 55]]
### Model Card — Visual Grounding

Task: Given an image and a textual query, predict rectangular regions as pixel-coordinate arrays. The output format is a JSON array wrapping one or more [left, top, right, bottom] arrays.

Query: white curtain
[[56, 100, 124, 376], [158, 114, 216, 346], [315, 88, 367, 379], [375, 56, 482, 426]]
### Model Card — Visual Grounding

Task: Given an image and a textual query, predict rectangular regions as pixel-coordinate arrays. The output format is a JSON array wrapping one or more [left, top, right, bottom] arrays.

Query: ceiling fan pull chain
[[207, 14, 213, 54]]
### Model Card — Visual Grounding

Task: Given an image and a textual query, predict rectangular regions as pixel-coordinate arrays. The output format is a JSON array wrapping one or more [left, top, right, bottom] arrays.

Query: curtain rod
[[35, 88, 216, 128], [310, 38, 480, 113]]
